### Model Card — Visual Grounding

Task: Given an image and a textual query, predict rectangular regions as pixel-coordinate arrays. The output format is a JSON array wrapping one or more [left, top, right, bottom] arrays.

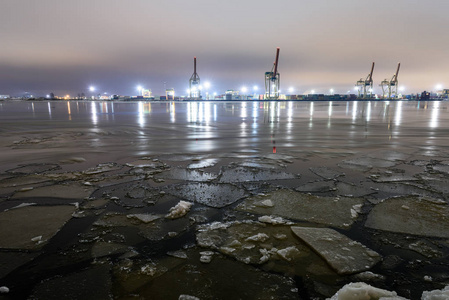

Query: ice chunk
[[291, 227, 381, 275], [328, 282, 407, 300], [422, 285, 449, 300], [7, 163, 60, 174], [187, 158, 218, 169], [245, 233, 269, 242], [83, 163, 122, 175], [167, 250, 188, 259], [237, 189, 364, 228], [166, 201, 193, 219], [258, 215, 292, 225], [127, 213, 161, 223], [179, 295, 200, 300], [276, 246, 300, 261], [365, 196, 449, 238], [0, 205, 75, 250], [0, 286, 9, 293]]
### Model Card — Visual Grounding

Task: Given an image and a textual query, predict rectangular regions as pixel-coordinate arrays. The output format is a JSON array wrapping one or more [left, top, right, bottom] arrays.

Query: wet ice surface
[[1, 100, 449, 299]]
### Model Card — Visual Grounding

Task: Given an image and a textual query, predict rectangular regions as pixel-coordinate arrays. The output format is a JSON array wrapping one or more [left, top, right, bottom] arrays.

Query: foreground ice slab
[[365, 196, 449, 238], [291, 227, 381, 275], [0, 205, 75, 249], [328, 282, 407, 300], [236, 189, 364, 228]]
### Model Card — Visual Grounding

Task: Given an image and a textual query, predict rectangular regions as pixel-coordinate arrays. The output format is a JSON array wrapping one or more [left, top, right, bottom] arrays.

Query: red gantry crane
[[381, 63, 401, 99], [265, 48, 281, 100], [356, 62, 375, 99]]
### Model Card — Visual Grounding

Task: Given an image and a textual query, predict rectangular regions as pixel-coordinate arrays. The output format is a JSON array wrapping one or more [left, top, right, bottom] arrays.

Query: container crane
[[356, 62, 375, 99], [189, 57, 201, 99], [380, 63, 401, 99], [264, 48, 280, 100]]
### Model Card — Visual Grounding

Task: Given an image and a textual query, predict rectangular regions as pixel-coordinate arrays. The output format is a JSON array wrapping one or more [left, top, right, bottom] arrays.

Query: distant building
[[443, 89, 449, 98], [142, 89, 152, 98], [166, 89, 175, 100], [0, 95, 10, 99], [225, 90, 239, 100]]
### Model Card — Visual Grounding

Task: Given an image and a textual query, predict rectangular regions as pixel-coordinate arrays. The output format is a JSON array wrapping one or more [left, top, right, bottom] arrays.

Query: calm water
[[1, 100, 449, 299], [0, 100, 448, 170]]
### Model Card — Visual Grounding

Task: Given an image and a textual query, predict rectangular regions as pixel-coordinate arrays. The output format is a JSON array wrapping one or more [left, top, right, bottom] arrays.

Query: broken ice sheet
[[339, 157, 397, 172], [291, 227, 381, 275], [365, 196, 449, 238], [0, 205, 75, 250], [196, 221, 336, 277], [6, 163, 60, 174], [336, 181, 376, 198], [11, 182, 94, 201], [295, 181, 336, 193], [309, 167, 344, 180], [30, 264, 111, 300], [236, 189, 364, 228], [164, 183, 246, 208], [219, 166, 298, 183], [0, 174, 52, 188], [370, 173, 419, 183], [112, 250, 299, 300], [83, 163, 122, 175]]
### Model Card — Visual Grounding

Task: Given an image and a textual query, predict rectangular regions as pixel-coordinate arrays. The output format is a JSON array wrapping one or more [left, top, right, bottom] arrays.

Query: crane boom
[[367, 62, 375, 82], [392, 63, 400, 82], [273, 47, 280, 79], [194, 57, 197, 75]]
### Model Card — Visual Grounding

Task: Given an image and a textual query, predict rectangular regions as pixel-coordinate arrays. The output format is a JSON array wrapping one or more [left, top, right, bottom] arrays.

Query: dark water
[[0, 100, 448, 300]]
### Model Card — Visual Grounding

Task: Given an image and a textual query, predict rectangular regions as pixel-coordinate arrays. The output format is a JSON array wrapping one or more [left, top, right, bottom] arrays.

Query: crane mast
[[189, 57, 201, 99], [265, 47, 281, 100], [380, 63, 401, 99], [356, 62, 375, 99]]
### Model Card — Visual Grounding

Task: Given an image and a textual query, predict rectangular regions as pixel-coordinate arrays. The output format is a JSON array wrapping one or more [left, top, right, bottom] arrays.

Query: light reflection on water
[[2, 100, 447, 154]]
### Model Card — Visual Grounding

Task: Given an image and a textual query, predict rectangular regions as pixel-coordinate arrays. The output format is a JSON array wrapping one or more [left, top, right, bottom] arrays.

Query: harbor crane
[[380, 63, 401, 99], [189, 57, 201, 99], [356, 62, 375, 99], [264, 47, 280, 100]]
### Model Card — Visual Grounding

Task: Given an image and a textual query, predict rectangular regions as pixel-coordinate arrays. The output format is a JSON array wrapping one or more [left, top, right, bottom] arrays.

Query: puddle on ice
[[156, 168, 218, 182], [219, 166, 298, 183], [165, 183, 246, 208], [0, 205, 75, 250], [365, 196, 449, 238], [236, 189, 364, 228], [291, 227, 381, 275]]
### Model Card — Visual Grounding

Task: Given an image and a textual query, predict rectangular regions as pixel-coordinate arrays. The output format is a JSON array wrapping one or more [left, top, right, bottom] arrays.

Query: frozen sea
[[0, 100, 448, 299]]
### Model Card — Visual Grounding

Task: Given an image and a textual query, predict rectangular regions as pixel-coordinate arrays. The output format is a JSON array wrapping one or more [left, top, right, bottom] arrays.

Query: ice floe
[[166, 201, 193, 219], [365, 196, 449, 238], [237, 189, 364, 228], [291, 227, 381, 275], [0, 205, 75, 249]]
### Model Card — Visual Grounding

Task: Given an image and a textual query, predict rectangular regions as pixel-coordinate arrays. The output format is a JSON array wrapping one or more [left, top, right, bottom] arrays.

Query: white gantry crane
[[380, 63, 401, 99], [356, 62, 375, 99], [264, 47, 280, 100]]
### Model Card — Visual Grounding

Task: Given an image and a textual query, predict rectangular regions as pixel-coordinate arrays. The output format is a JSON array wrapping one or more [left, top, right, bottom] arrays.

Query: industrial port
[[1, 47, 448, 102]]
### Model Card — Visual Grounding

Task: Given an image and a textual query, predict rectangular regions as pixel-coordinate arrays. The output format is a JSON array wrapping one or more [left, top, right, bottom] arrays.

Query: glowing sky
[[1, 0, 448, 96]]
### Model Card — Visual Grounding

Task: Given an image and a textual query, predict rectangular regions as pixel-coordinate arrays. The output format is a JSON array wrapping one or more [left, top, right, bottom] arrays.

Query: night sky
[[1, 0, 448, 97]]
